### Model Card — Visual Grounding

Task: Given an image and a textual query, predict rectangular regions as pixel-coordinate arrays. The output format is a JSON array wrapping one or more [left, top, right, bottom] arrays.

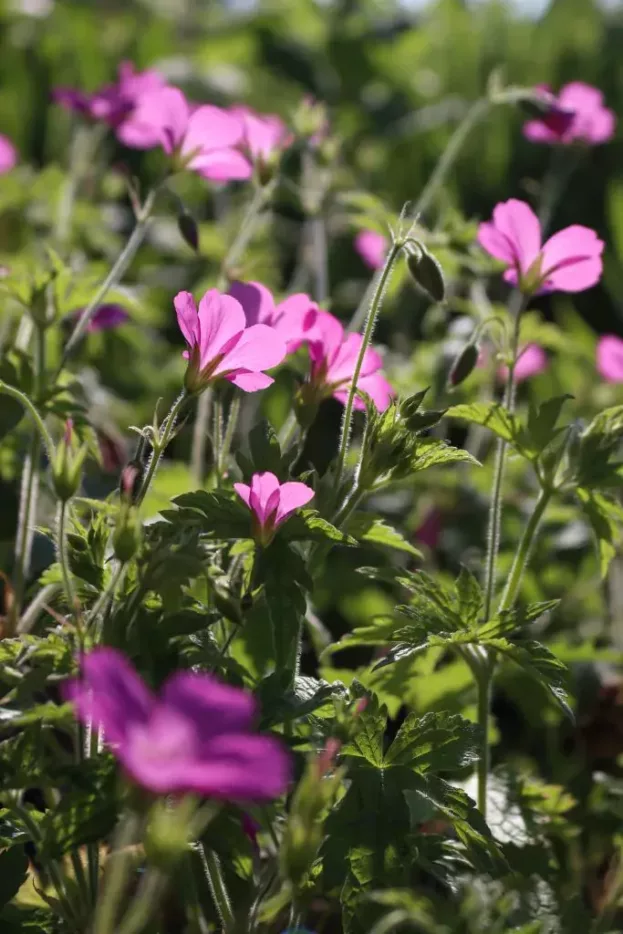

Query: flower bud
[[112, 507, 142, 563], [404, 410, 445, 433], [399, 389, 428, 420], [177, 209, 200, 253], [119, 461, 144, 505], [407, 248, 446, 303], [52, 419, 88, 502], [449, 343, 480, 387]]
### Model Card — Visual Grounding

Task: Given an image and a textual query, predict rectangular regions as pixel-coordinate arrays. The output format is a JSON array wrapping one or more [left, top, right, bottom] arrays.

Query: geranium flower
[[174, 288, 287, 394], [355, 230, 387, 270], [53, 62, 167, 149], [306, 311, 394, 411], [227, 281, 318, 354], [72, 303, 129, 332], [64, 648, 290, 800], [234, 471, 314, 545], [524, 82, 615, 145], [478, 199, 603, 295], [0, 134, 17, 174], [498, 344, 548, 383], [597, 335, 623, 383], [230, 106, 289, 165], [129, 87, 251, 180]]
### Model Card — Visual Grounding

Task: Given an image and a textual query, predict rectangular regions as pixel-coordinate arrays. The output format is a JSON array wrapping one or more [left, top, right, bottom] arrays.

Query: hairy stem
[[498, 486, 552, 615], [137, 390, 188, 506], [199, 844, 235, 933], [93, 812, 140, 934], [335, 241, 402, 489], [56, 499, 79, 631]]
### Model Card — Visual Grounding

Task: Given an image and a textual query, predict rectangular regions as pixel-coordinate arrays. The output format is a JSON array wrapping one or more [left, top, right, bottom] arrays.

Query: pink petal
[[227, 371, 274, 392], [597, 335, 623, 383], [234, 482, 252, 508], [130, 87, 189, 153], [190, 148, 252, 181], [228, 281, 275, 327], [182, 105, 243, 158], [540, 225, 604, 293], [272, 293, 318, 352], [196, 290, 246, 367], [523, 119, 565, 144], [488, 199, 542, 274], [308, 310, 345, 362], [326, 333, 367, 384], [249, 472, 281, 525], [162, 671, 256, 733], [274, 481, 315, 525], [174, 291, 199, 347], [477, 221, 517, 264], [233, 107, 287, 160], [558, 81, 605, 113], [212, 324, 287, 378], [334, 371, 394, 411], [499, 344, 548, 383], [355, 230, 387, 270], [0, 135, 16, 174]]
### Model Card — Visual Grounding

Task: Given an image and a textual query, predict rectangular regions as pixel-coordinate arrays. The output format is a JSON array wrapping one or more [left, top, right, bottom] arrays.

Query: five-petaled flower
[[354, 230, 387, 270], [129, 87, 251, 181], [234, 471, 314, 545], [597, 335, 623, 383], [230, 105, 289, 168], [306, 311, 394, 412], [64, 648, 290, 799], [175, 288, 287, 394], [478, 199, 604, 296], [523, 82, 615, 146], [228, 281, 318, 354]]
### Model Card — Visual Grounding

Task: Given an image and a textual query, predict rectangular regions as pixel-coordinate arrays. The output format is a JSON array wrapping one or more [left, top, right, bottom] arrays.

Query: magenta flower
[[65, 648, 290, 800], [129, 87, 251, 181], [0, 134, 16, 174], [478, 199, 604, 295], [228, 281, 318, 354], [53, 62, 167, 149], [174, 288, 287, 394], [73, 303, 129, 332], [230, 106, 289, 165], [524, 82, 615, 146], [355, 231, 387, 270], [498, 344, 548, 384], [307, 311, 394, 412], [597, 335, 623, 383], [234, 471, 314, 544]]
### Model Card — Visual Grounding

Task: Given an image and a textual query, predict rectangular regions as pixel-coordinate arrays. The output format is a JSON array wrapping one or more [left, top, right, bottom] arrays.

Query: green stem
[[191, 391, 212, 486], [498, 487, 552, 615], [212, 393, 224, 485], [476, 664, 492, 818], [335, 241, 402, 489], [137, 390, 188, 506], [199, 844, 235, 933], [93, 812, 140, 934], [219, 394, 240, 477], [116, 868, 166, 934], [57, 500, 78, 630], [58, 188, 158, 373]]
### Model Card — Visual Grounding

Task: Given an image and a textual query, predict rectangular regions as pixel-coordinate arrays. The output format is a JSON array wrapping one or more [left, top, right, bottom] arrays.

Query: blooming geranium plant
[[3, 11, 623, 934]]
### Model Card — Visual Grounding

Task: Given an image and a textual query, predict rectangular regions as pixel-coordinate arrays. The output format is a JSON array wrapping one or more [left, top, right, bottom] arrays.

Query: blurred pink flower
[[478, 199, 603, 295], [129, 87, 251, 180], [597, 335, 623, 382], [415, 507, 443, 551], [174, 287, 287, 393], [65, 647, 290, 800], [227, 281, 318, 354], [307, 310, 394, 411], [355, 230, 387, 270], [0, 134, 17, 174], [524, 82, 615, 145], [53, 62, 167, 148], [498, 344, 548, 384], [230, 106, 290, 164], [73, 303, 129, 332], [234, 471, 314, 544]]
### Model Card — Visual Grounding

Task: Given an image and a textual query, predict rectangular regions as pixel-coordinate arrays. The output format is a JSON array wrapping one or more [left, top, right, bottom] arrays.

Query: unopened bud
[[353, 698, 368, 716], [112, 508, 142, 563], [407, 248, 446, 303], [177, 210, 200, 253], [119, 461, 143, 504], [399, 389, 428, 419], [404, 409, 445, 433], [449, 343, 480, 387], [317, 738, 341, 776], [52, 420, 88, 502]]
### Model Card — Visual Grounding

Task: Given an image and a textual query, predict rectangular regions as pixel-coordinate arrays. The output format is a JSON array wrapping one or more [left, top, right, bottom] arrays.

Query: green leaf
[[0, 351, 34, 441], [340, 686, 386, 768], [258, 539, 309, 675], [165, 490, 252, 539], [247, 419, 283, 476], [487, 637, 571, 718], [0, 847, 28, 908], [526, 395, 572, 454], [410, 438, 480, 472], [346, 514, 422, 556], [455, 567, 483, 626], [281, 509, 356, 545], [447, 402, 522, 444], [384, 711, 480, 772], [576, 487, 623, 576]]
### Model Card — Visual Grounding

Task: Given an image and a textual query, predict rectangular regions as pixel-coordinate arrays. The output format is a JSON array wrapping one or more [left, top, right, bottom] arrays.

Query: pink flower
[[307, 311, 394, 412], [227, 281, 318, 354], [53, 62, 167, 149], [73, 303, 129, 332], [0, 134, 16, 174], [355, 230, 387, 270], [597, 335, 623, 382], [478, 199, 603, 295], [498, 344, 548, 384], [234, 471, 314, 544], [524, 82, 615, 145], [415, 507, 443, 550], [64, 648, 290, 800], [174, 288, 287, 394], [230, 106, 290, 164], [129, 87, 251, 180]]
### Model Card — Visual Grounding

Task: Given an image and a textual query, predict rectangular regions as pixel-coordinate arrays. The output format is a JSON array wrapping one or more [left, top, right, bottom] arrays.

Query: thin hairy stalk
[[212, 393, 224, 485], [335, 241, 402, 489], [9, 326, 49, 630], [57, 500, 78, 629], [137, 390, 188, 506], [59, 188, 158, 371], [199, 844, 235, 933], [116, 868, 166, 934], [498, 486, 552, 614], [190, 183, 274, 482], [310, 213, 329, 302], [93, 812, 140, 934], [219, 394, 240, 476]]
